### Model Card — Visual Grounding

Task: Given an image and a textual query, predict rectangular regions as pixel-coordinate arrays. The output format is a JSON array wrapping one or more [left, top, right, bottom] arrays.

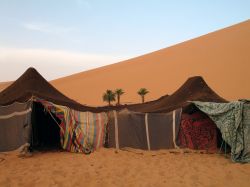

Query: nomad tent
[[0, 68, 108, 153], [2, 69, 247, 163], [107, 77, 227, 152], [123, 77, 250, 163]]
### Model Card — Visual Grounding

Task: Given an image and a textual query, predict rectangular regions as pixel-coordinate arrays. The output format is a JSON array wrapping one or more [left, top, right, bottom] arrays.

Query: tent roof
[[127, 76, 227, 113], [0, 67, 102, 112]]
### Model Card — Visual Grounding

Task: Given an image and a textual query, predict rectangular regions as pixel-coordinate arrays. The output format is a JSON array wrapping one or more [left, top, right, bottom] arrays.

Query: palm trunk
[[117, 95, 120, 105], [142, 95, 145, 103]]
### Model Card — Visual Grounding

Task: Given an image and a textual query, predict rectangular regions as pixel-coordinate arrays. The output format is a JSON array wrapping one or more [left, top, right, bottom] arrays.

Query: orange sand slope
[[52, 20, 250, 106], [1, 149, 250, 187], [0, 82, 12, 92]]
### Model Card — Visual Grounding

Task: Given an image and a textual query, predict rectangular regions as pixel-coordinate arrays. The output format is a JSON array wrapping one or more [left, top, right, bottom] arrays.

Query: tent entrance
[[31, 102, 61, 150], [180, 104, 230, 152]]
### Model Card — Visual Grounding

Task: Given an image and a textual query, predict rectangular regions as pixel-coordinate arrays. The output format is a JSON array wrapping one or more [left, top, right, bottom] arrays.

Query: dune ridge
[[1, 20, 249, 106], [51, 20, 250, 106]]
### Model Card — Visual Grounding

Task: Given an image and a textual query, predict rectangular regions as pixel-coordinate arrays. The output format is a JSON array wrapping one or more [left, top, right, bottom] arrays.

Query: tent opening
[[179, 104, 230, 152], [31, 102, 61, 151]]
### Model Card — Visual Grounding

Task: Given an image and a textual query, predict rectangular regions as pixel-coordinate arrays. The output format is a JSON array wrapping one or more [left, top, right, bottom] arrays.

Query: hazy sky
[[0, 0, 249, 81]]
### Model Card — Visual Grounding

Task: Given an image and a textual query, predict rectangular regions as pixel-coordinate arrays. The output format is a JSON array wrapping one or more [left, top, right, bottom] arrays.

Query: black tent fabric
[[0, 67, 103, 112], [127, 76, 227, 113], [147, 111, 181, 150], [0, 101, 32, 151], [98, 76, 227, 113], [109, 110, 148, 150], [107, 109, 182, 150]]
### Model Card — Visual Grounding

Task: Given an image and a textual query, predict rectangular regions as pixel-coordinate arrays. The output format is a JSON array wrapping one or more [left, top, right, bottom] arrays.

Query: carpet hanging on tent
[[36, 99, 108, 153], [177, 112, 218, 153]]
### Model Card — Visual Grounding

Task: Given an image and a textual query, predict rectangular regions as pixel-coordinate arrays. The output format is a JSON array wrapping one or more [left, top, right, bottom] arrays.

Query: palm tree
[[102, 90, 116, 106], [115, 89, 125, 105], [137, 88, 149, 103]]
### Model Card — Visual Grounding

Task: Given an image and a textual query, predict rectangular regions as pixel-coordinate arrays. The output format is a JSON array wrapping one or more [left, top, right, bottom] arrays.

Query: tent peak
[[186, 76, 206, 83], [20, 67, 45, 80], [0, 67, 102, 112]]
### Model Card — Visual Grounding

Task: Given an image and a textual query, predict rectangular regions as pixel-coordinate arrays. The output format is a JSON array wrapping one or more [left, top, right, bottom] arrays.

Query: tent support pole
[[46, 109, 65, 134], [219, 140, 224, 153], [145, 113, 151, 151], [172, 110, 179, 149], [113, 110, 119, 150]]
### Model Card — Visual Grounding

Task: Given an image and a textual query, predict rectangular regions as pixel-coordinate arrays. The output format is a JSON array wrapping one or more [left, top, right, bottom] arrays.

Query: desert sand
[[0, 82, 12, 92], [49, 20, 250, 106], [0, 20, 249, 106], [1, 148, 250, 187]]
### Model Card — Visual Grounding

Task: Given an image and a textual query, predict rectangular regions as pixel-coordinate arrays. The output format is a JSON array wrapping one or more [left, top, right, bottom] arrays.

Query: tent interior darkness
[[31, 102, 61, 150]]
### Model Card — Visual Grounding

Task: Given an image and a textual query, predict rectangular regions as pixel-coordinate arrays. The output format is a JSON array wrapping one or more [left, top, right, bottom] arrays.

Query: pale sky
[[0, 0, 249, 81]]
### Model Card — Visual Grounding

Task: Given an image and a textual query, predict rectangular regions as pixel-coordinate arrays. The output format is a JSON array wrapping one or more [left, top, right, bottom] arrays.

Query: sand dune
[[1, 20, 249, 106], [50, 20, 250, 106], [0, 148, 250, 187], [0, 82, 12, 92]]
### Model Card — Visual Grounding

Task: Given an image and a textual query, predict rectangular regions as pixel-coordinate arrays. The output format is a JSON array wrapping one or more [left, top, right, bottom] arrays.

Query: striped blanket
[[36, 99, 108, 153]]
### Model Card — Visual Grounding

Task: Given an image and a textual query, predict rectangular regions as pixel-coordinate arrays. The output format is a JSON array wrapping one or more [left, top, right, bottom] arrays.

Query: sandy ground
[[1, 148, 250, 187]]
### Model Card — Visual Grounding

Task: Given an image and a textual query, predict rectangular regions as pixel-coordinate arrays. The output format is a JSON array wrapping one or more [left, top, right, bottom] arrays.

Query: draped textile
[[193, 100, 250, 162], [38, 99, 108, 153]]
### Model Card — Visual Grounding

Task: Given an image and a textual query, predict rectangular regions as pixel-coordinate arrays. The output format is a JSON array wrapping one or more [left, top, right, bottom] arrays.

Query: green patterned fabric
[[242, 103, 250, 161], [192, 100, 250, 163]]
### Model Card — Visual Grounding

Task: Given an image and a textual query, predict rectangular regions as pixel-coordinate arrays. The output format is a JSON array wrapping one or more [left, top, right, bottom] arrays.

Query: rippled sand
[[1, 148, 250, 187]]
